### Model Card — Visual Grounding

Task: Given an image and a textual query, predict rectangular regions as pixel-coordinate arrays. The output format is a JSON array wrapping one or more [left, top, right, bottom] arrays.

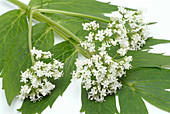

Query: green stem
[[51, 26, 91, 58], [28, 10, 35, 64], [33, 11, 81, 44], [7, 0, 92, 58], [37, 9, 110, 23]]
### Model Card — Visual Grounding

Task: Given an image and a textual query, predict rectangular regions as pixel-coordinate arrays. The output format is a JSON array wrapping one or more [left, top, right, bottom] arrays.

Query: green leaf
[[127, 51, 170, 68], [118, 68, 170, 113], [0, 10, 28, 73], [81, 87, 118, 114], [118, 85, 148, 114], [2, 23, 54, 105], [18, 41, 78, 114], [32, 22, 54, 50], [28, 0, 121, 43], [45, 13, 91, 35], [29, 0, 119, 21], [142, 37, 170, 50]]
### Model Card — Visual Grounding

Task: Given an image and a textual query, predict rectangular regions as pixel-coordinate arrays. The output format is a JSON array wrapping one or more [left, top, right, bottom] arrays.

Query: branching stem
[[7, 0, 93, 58]]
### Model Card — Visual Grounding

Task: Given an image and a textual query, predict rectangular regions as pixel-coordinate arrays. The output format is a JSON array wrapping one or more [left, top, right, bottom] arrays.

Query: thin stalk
[[28, 10, 35, 64], [37, 9, 110, 23]]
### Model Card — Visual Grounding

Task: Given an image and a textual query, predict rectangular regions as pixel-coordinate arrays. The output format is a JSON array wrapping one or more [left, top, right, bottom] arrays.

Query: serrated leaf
[[2, 23, 54, 105], [18, 41, 78, 114], [142, 37, 170, 50], [127, 51, 170, 68], [81, 87, 118, 114], [0, 9, 28, 73], [118, 68, 170, 113]]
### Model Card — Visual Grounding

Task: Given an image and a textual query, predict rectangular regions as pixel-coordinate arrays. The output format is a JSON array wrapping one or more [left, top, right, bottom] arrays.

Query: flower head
[[18, 48, 64, 102], [73, 7, 149, 102]]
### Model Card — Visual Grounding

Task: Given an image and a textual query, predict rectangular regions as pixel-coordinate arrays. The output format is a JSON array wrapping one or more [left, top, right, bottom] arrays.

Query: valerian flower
[[18, 48, 64, 102], [72, 6, 149, 102]]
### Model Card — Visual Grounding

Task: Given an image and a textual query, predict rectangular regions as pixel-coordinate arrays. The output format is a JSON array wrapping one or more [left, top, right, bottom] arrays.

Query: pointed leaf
[[2, 23, 54, 105], [18, 41, 78, 114], [127, 51, 170, 68], [142, 37, 170, 50], [0, 10, 28, 72]]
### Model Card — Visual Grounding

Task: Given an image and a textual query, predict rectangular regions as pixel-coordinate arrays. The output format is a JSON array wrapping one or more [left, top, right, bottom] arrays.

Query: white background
[[0, 0, 170, 114]]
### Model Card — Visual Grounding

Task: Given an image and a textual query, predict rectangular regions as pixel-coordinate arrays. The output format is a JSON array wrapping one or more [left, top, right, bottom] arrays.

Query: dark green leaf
[[28, 0, 120, 43], [81, 87, 118, 114], [147, 22, 157, 25], [127, 51, 170, 68], [0, 10, 28, 73], [18, 41, 78, 114], [29, 0, 119, 21], [142, 37, 170, 50], [118, 85, 148, 114], [2, 23, 54, 105], [45, 13, 91, 35], [118, 68, 170, 113]]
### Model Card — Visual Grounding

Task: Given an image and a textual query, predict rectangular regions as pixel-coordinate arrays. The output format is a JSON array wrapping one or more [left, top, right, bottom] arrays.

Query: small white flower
[[85, 32, 94, 42], [95, 30, 105, 41], [118, 6, 127, 14], [105, 28, 113, 37], [20, 85, 31, 95], [117, 48, 127, 56]]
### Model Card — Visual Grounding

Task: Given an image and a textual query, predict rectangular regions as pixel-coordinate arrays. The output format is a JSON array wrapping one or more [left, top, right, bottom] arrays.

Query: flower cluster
[[81, 6, 149, 56], [72, 55, 132, 102], [72, 7, 149, 102], [18, 47, 64, 102]]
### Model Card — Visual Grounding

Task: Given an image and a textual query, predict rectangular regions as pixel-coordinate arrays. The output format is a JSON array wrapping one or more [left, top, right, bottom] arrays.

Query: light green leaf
[[0, 10, 28, 72], [127, 51, 170, 68], [32, 22, 54, 50], [81, 87, 118, 114], [118, 68, 170, 113], [2, 23, 54, 105], [18, 41, 78, 114]]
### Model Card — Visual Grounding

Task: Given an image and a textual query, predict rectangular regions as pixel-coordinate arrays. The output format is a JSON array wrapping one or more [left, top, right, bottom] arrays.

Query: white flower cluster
[[18, 47, 64, 102], [73, 7, 149, 102], [72, 55, 132, 102], [31, 47, 52, 59], [81, 6, 149, 56]]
